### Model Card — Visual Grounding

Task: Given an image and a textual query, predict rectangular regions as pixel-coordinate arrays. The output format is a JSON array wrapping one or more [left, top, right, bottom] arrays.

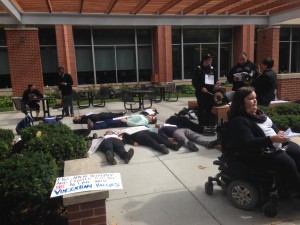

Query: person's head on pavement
[[147, 115, 157, 124]]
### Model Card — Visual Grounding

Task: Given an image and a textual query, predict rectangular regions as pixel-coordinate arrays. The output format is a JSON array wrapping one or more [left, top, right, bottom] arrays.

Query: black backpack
[[16, 115, 35, 135]]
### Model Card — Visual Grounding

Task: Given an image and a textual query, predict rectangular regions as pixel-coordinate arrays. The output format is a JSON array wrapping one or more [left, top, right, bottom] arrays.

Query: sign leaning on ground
[[50, 173, 123, 198]]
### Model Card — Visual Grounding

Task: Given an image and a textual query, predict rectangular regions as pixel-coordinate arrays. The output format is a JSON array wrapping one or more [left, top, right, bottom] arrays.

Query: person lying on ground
[[139, 108, 158, 116], [73, 111, 127, 124], [121, 126, 183, 154], [87, 114, 157, 130], [165, 114, 216, 136], [156, 123, 219, 151], [88, 130, 134, 165]]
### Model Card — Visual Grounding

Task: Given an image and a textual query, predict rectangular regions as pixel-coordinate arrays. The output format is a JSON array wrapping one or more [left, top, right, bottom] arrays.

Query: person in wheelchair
[[228, 86, 300, 193]]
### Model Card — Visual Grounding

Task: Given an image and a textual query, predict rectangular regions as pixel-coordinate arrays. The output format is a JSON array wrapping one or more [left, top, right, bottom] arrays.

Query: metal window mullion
[[217, 28, 220, 78], [114, 45, 118, 83], [289, 28, 292, 73], [135, 28, 139, 83], [91, 28, 97, 85], [181, 27, 184, 80]]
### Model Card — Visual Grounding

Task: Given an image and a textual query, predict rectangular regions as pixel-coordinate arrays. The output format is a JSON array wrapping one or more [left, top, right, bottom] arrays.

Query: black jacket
[[192, 64, 218, 97], [252, 69, 277, 106], [227, 60, 258, 91], [229, 115, 279, 157], [58, 73, 73, 96]]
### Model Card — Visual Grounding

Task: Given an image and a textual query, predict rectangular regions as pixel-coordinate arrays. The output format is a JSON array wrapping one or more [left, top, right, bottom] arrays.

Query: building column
[[55, 25, 77, 86], [256, 26, 280, 72], [232, 25, 255, 62], [153, 26, 173, 83], [6, 27, 44, 97]]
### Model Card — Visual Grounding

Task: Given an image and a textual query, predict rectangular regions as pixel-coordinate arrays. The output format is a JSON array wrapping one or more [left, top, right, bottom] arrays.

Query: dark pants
[[28, 101, 40, 111], [62, 94, 73, 116], [263, 141, 300, 190], [166, 115, 204, 134], [127, 130, 176, 151], [195, 93, 214, 126], [93, 119, 127, 130], [98, 138, 127, 159]]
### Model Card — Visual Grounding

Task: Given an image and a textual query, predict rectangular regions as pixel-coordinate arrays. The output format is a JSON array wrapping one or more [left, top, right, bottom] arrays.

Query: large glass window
[[173, 28, 232, 79], [39, 28, 58, 86], [0, 29, 11, 89], [279, 28, 300, 73], [73, 28, 153, 85]]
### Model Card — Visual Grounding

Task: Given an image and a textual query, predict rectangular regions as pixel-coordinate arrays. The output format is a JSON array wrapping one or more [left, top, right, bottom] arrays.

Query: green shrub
[[23, 131, 87, 169], [0, 128, 14, 145], [272, 103, 300, 115], [0, 96, 13, 108], [0, 140, 10, 160], [0, 151, 58, 224], [0, 129, 15, 160], [21, 123, 73, 142]]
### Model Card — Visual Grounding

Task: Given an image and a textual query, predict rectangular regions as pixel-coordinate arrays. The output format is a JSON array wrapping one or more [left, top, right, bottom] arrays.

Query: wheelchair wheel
[[205, 181, 213, 195], [227, 180, 260, 211]]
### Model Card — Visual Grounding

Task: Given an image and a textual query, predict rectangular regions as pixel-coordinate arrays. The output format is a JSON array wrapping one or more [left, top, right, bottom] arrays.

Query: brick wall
[[5, 28, 44, 97], [66, 199, 107, 225], [232, 25, 255, 62], [277, 75, 300, 101], [55, 25, 78, 86], [153, 26, 173, 83], [256, 27, 280, 72]]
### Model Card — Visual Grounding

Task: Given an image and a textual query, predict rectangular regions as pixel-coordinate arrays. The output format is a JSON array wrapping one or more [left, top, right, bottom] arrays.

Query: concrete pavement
[[1, 97, 300, 225]]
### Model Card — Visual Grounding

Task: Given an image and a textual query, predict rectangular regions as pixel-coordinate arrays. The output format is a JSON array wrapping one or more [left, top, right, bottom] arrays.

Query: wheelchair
[[204, 121, 291, 217]]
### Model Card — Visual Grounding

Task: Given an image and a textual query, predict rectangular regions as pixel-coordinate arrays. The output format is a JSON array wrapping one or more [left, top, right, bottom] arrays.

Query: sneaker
[[159, 144, 169, 154], [174, 141, 184, 151], [87, 119, 94, 130], [93, 133, 98, 139], [105, 151, 117, 165], [187, 141, 199, 152], [124, 148, 134, 164], [207, 140, 219, 149]]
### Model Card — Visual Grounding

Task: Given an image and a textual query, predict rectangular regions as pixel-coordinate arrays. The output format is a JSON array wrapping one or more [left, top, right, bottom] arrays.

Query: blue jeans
[[93, 119, 127, 130]]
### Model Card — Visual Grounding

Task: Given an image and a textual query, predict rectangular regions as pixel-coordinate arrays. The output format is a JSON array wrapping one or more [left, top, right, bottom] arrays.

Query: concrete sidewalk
[[1, 97, 300, 225]]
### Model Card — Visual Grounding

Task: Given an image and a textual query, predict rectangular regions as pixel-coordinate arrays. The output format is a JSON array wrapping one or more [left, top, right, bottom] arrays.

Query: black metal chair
[[120, 90, 140, 113], [12, 97, 34, 117], [164, 82, 178, 102], [72, 90, 90, 109], [146, 86, 162, 103], [92, 87, 112, 107]]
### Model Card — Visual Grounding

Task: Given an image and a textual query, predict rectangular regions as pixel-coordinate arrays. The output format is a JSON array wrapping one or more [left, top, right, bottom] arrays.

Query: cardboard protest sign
[[50, 173, 123, 198]]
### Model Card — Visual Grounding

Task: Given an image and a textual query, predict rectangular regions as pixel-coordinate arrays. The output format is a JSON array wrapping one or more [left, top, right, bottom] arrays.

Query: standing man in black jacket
[[192, 54, 220, 126], [252, 57, 277, 106], [227, 52, 259, 91], [58, 66, 74, 117]]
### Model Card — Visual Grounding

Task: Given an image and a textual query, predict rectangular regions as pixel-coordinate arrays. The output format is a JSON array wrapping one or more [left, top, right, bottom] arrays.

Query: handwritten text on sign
[[50, 173, 123, 198]]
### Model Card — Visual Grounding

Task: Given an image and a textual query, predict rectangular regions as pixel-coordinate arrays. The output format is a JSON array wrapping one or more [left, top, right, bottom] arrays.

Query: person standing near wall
[[58, 66, 74, 117], [192, 54, 220, 127], [252, 57, 277, 106]]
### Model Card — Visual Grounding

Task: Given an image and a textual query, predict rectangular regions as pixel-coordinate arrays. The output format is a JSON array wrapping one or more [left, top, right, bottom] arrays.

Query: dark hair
[[28, 84, 33, 89], [228, 86, 255, 120], [262, 57, 274, 69], [58, 66, 64, 70], [200, 54, 213, 65]]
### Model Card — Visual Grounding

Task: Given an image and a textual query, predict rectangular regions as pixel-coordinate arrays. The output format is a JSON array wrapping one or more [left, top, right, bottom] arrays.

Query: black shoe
[[105, 151, 117, 165], [187, 141, 199, 152], [174, 141, 184, 151], [159, 144, 169, 154], [124, 148, 134, 164], [203, 127, 216, 136], [207, 140, 219, 149], [87, 119, 94, 130]]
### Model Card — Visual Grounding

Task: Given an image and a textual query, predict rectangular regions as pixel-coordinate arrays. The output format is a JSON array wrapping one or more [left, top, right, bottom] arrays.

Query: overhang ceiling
[[0, 0, 300, 26]]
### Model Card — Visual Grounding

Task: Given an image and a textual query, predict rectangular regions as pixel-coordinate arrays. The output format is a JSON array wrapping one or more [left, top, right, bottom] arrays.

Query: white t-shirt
[[256, 117, 282, 148]]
